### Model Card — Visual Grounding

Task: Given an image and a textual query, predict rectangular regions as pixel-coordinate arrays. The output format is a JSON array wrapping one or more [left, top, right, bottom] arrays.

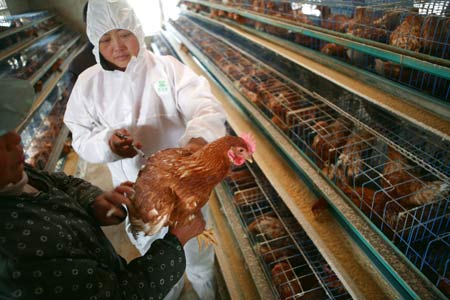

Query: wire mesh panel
[[414, 0, 450, 15], [170, 15, 450, 297], [225, 160, 353, 299], [0, 11, 51, 34], [20, 72, 74, 169], [181, 0, 450, 102], [0, 15, 59, 56], [146, 33, 180, 58], [0, 29, 67, 78]]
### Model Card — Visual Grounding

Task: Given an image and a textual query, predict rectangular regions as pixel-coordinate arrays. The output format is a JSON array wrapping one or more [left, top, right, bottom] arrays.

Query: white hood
[[86, 0, 146, 64], [65, 0, 227, 187]]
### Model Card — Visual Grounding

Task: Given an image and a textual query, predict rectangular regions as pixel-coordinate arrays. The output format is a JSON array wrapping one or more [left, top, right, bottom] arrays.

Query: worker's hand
[[184, 137, 207, 153], [109, 129, 143, 158], [91, 181, 134, 226], [169, 212, 205, 246]]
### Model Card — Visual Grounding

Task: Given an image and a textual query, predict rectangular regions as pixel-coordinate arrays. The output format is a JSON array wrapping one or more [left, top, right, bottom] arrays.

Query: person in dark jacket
[[0, 77, 205, 300]]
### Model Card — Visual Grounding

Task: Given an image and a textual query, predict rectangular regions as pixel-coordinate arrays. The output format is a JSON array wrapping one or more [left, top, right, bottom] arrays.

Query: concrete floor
[[78, 161, 201, 300]]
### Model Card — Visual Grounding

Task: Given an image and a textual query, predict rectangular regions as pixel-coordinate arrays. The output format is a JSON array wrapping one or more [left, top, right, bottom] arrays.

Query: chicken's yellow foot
[[197, 228, 217, 250]]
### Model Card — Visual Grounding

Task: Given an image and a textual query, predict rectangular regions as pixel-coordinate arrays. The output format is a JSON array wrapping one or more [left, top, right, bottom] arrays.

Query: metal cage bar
[[181, 0, 450, 102], [170, 16, 450, 297], [0, 29, 76, 81], [226, 161, 353, 299]]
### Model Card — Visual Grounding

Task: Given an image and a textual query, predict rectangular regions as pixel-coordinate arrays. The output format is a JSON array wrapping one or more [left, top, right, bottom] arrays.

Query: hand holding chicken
[[129, 133, 256, 248], [92, 181, 134, 226]]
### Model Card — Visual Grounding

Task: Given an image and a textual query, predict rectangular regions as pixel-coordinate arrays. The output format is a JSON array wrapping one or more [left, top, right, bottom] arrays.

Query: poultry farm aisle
[[163, 28, 400, 299], [161, 7, 450, 296]]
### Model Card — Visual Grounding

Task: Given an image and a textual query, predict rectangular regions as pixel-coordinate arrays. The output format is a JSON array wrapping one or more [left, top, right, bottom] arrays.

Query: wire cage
[[414, 0, 450, 15], [146, 33, 180, 58], [0, 15, 59, 53], [225, 159, 352, 299], [180, 0, 450, 102], [20, 72, 74, 170], [1, 28, 65, 79], [0, 28, 78, 88], [170, 15, 450, 297], [0, 11, 50, 28]]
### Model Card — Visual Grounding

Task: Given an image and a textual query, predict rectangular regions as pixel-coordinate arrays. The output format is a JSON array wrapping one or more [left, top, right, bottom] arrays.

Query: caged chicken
[[310, 117, 353, 168], [271, 261, 302, 299], [248, 215, 298, 264], [335, 130, 374, 183], [271, 260, 328, 300], [381, 147, 449, 208], [374, 14, 424, 79], [129, 133, 256, 247]]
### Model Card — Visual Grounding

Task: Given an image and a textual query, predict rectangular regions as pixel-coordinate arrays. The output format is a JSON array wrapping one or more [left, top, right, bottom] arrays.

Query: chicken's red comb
[[240, 132, 256, 153]]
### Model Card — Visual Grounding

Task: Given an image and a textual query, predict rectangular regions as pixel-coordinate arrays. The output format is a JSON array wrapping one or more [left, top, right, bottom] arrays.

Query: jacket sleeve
[[64, 79, 121, 164], [1, 233, 186, 300], [166, 56, 227, 146], [34, 168, 104, 212], [117, 233, 186, 299]]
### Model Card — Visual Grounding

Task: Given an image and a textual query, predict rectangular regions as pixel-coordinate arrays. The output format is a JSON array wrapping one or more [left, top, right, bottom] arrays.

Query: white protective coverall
[[63, 1, 226, 299]]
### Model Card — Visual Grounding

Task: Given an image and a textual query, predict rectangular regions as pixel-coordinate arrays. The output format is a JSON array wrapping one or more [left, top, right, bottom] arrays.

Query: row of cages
[[20, 72, 74, 170], [200, 0, 450, 16], [180, 0, 450, 102], [225, 158, 353, 299], [0, 14, 58, 50], [0, 11, 51, 33], [169, 16, 450, 297], [146, 33, 180, 58], [0, 27, 82, 92]]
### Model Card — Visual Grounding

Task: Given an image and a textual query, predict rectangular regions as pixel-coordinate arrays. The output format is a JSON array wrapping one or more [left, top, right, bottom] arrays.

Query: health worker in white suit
[[64, 1, 226, 299]]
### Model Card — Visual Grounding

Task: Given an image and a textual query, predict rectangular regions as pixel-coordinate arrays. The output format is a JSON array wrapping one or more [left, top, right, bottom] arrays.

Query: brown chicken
[[248, 215, 292, 261], [271, 261, 302, 299], [130, 134, 256, 241], [381, 147, 449, 208], [237, 75, 260, 105], [233, 186, 262, 205], [320, 43, 347, 58], [390, 14, 424, 51], [248, 215, 288, 240], [373, 9, 404, 31], [339, 184, 387, 216], [345, 7, 390, 65], [272, 261, 327, 299], [260, 1, 292, 37], [229, 12, 248, 25], [375, 14, 424, 79], [311, 118, 353, 168], [374, 58, 412, 80], [335, 130, 374, 183], [321, 263, 347, 295], [422, 16, 450, 59], [228, 168, 255, 185], [250, 0, 264, 12], [317, 5, 353, 35], [293, 13, 316, 46], [261, 247, 298, 265], [322, 14, 350, 33]]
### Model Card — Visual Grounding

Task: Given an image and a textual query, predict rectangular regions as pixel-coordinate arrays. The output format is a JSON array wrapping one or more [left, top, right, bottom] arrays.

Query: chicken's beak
[[245, 155, 253, 163]]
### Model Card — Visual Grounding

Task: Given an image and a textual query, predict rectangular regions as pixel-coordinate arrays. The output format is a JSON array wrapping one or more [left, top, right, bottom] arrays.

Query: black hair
[[99, 53, 127, 71], [82, 1, 88, 24]]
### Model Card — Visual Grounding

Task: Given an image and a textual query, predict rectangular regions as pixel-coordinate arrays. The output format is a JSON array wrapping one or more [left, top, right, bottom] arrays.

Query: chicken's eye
[[239, 148, 244, 153]]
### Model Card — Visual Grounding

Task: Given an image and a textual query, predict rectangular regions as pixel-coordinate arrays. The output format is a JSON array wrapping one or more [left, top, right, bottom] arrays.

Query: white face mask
[[0, 172, 31, 196]]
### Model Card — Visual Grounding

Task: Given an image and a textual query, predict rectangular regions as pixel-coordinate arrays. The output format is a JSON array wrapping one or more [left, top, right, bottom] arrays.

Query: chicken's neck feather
[[177, 136, 245, 179]]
